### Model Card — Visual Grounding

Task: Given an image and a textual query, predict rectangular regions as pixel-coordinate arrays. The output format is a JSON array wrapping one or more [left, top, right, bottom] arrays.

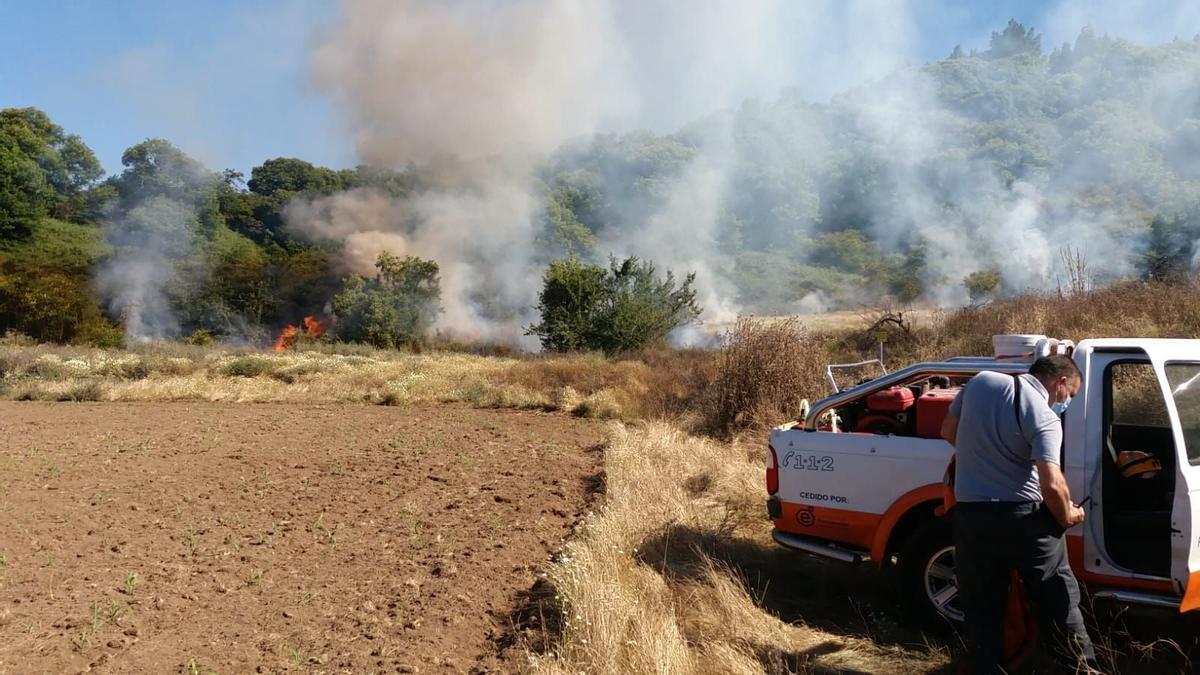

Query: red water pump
[[854, 386, 915, 435]]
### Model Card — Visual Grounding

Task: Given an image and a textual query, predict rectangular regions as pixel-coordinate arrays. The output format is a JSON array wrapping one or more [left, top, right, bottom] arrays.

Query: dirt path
[[0, 402, 604, 673]]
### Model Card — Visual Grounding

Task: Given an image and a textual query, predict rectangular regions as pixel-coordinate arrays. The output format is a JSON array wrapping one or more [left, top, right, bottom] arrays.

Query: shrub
[[26, 356, 68, 379], [72, 316, 124, 348], [112, 359, 152, 380], [270, 361, 325, 384], [705, 317, 826, 437], [332, 252, 441, 349], [58, 380, 106, 402], [186, 329, 215, 346], [527, 256, 701, 355], [1, 330, 36, 347], [220, 356, 275, 378]]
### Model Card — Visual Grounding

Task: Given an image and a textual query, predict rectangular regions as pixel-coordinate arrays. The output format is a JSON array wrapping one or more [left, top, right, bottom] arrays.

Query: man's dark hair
[[1029, 354, 1081, 382]]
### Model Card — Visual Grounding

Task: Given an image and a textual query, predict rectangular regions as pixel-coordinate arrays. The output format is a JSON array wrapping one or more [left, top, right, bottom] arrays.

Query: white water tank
[[992, 334, 1045, 361]]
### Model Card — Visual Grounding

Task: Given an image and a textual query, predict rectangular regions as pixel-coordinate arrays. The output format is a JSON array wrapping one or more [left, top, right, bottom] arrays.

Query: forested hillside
[[2, 22, 1199, 347]]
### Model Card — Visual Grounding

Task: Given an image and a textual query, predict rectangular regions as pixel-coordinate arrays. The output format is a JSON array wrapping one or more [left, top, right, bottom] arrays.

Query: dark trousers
[[954, 501, 1097, 674]]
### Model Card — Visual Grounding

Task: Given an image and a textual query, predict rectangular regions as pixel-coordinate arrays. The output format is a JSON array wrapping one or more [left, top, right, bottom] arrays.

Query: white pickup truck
[[766, 335, 1200, 624]]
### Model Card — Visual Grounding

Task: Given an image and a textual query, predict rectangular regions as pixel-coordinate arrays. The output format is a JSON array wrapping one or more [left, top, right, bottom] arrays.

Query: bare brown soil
[[0, 402, 604, 674]]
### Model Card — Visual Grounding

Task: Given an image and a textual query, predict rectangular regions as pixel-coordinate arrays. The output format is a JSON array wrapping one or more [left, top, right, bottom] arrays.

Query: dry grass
[[0, 344, 721, 424], [907, 280, 1200, 363], [704, 317, 827, 438], [526, 422, 949, 674]]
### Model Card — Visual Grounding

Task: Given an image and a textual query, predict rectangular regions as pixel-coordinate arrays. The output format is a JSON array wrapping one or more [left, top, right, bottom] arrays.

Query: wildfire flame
[[273, 315, 328, 352], [303, 315, 327, 336]]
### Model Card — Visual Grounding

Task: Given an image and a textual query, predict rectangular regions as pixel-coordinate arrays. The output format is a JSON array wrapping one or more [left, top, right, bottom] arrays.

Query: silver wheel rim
[[924, 545, 964, 622]]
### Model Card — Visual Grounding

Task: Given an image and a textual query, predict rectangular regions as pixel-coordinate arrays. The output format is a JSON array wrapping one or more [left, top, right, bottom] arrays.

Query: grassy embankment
[[4, 280, 1200, 673]]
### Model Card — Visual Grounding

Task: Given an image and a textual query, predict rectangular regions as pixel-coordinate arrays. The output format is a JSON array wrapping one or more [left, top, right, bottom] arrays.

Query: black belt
[[956, 500, 1041, 513]]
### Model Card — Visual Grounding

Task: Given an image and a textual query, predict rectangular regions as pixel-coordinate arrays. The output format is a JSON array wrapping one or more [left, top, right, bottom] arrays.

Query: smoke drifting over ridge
[[296, 0, 910, 341], [291, 0, 1200, 344]]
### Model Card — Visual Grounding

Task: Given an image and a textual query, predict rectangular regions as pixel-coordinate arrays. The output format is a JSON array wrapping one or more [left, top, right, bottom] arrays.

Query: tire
[[898, 518, 965, 628]]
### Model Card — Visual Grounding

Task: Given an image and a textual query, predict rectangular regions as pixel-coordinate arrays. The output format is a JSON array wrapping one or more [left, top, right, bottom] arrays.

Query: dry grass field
[[525, 422, 949, 675], [3, 281, 1200, 673]]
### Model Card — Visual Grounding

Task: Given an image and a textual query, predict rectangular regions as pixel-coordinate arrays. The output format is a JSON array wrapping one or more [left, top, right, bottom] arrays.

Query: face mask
[[1052, 382, 1072, 415]]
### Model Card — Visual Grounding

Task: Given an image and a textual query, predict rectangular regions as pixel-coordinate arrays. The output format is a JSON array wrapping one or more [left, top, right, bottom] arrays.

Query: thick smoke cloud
[[298, 0, 636, 345], [295, 0, 1200, 344], [298, 0, 914, 342]]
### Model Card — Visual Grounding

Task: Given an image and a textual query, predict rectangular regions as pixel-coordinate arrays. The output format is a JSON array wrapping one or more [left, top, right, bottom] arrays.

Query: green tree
[[528, 256, 701, 355], [0, 219, 119, 344], [964, 269, 1003, 303], [0, 142, 50, 238], [808, 229, 883, 276], [332, 252, 441, 348], [536, 183, 599, 259], [1140, 215, 1196, 281], [987, 19, 1042, 59], [112, 138, 214, 205], [889, 243, 928, 303], [524, 256, 607, 352], [0, 107, 104, 234], [247, 157, 348, 197]]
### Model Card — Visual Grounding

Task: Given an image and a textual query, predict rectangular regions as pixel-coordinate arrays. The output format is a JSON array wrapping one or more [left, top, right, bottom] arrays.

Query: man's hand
[[1065, 503, 1086, 528], [1036, 460, 1078, 530]]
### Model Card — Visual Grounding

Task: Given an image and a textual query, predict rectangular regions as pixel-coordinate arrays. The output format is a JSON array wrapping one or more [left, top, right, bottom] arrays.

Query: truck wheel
[[899, 518, 964, 627]]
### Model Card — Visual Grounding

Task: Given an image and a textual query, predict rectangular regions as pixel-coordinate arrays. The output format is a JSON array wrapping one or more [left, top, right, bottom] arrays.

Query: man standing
[[941, 355, 1097, 673]]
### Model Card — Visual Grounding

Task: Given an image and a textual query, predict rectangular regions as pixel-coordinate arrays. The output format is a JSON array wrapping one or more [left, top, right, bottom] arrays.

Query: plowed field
[[0, 402, 603, 673]]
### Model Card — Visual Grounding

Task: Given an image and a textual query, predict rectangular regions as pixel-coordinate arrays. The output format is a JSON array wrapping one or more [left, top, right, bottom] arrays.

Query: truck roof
[[1078, 337, 1200, 351]]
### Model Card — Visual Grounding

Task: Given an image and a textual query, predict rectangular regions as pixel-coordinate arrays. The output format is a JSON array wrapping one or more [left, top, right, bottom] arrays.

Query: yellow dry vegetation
[[529, 422, 947, 674], [0, 345, 716, 424]]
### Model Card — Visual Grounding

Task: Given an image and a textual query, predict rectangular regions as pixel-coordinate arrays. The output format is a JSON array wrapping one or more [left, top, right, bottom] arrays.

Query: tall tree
[[247, 157, 348, 197], [0, 107, 104, 233], [987, 19, 1042, 59]]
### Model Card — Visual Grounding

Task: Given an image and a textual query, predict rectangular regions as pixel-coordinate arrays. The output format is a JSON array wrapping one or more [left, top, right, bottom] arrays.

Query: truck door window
[[1164, 363, 1200, 466], [1103, 361, 1175, 576], [1110, 362, 1170, 428]]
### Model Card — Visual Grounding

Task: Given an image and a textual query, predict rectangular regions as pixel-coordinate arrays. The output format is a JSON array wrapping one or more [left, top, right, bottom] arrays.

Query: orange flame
[[273, 324, 299, 352], [302, 315, 327, 338], [273, 315, 327, 352]]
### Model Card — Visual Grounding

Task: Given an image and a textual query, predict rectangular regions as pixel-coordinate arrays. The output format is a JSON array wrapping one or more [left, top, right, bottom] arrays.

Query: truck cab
[[766, 336, 1200, 623]]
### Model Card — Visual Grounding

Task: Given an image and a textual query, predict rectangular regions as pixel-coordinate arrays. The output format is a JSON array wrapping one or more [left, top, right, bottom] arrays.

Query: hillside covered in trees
[[2, 22, 1200, 347]]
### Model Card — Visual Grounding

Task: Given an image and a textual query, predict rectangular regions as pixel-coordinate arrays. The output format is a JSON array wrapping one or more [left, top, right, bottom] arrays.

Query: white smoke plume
[[292, 0, 1200, 345], [295, 0, 915, 343], [96, 196, 195, 341], [293, 0, 640, 345]]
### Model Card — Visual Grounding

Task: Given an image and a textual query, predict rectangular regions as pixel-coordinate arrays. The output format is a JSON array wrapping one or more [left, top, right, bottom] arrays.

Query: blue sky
[[0, 0, 345, 176], [1, 0, 1195, 177]]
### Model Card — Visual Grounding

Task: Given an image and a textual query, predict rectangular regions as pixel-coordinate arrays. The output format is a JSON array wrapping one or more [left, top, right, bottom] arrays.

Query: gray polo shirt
[[949, 371, 1062, 503]]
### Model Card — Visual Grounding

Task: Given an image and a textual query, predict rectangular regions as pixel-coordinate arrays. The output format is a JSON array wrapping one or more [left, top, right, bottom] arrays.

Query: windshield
[[1165, 363, 1200, 466]]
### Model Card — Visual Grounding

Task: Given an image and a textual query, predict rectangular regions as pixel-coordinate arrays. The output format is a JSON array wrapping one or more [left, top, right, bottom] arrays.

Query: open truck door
[[1148, 346, 1200, 612]]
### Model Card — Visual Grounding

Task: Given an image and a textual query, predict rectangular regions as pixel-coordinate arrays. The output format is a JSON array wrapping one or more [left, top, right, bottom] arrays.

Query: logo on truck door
[[782, 452, 836, 471]]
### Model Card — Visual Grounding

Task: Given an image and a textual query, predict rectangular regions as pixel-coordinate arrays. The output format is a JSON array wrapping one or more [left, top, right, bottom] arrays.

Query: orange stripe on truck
[[1064, 535, 1177, 594], [774, 501, 881, 551], [870, 484, 946, 565], [1182, 572, 1200, 613]]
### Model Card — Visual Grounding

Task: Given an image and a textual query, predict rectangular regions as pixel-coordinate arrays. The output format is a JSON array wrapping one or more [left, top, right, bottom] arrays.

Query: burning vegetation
[[273, 315, 328, 352]]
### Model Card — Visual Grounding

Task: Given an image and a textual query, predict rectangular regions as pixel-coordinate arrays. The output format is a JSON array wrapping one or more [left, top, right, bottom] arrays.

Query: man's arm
[[1037, 460, 1085, 528], [940, 411, 959, 447]]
